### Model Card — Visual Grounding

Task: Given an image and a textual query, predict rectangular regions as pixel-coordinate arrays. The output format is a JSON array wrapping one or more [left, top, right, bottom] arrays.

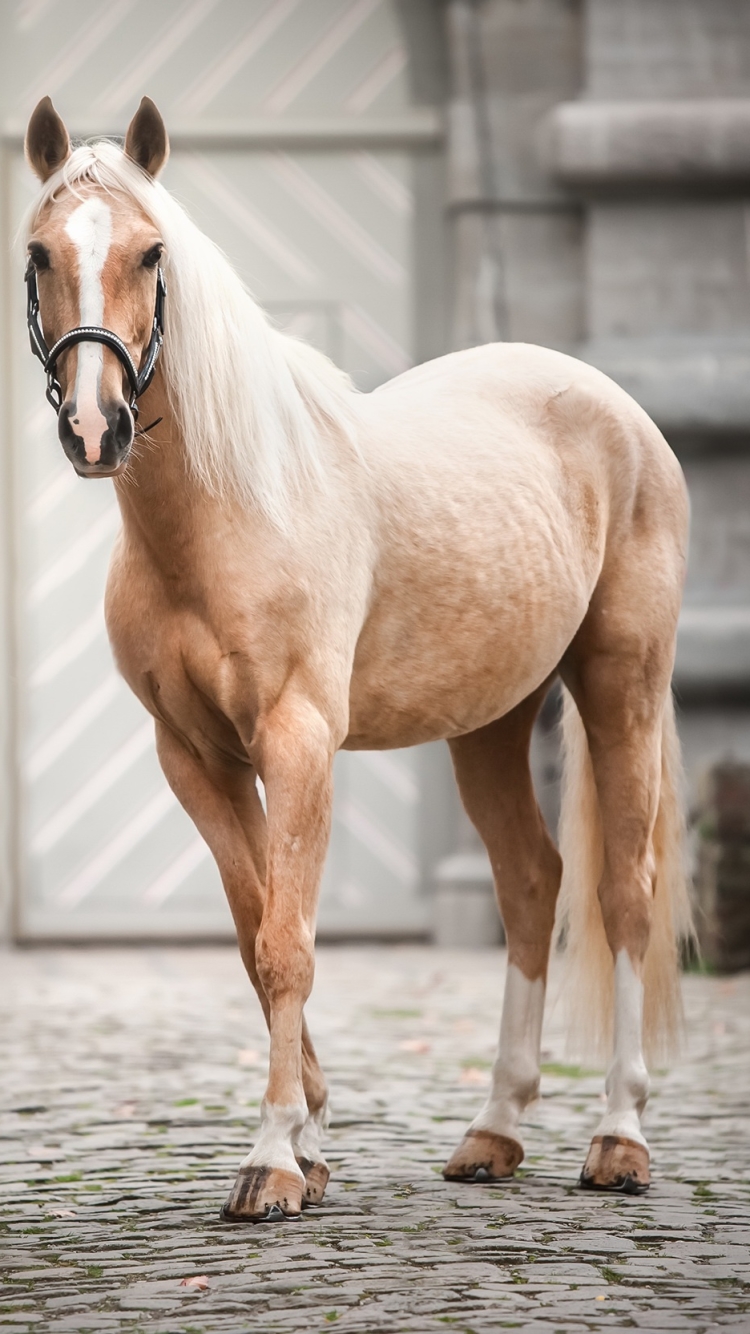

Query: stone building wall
[[441, 0, 750, 832]]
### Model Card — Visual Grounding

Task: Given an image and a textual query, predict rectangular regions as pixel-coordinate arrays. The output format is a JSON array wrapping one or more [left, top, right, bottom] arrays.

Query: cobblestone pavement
[[0, 945, 748, 1333]]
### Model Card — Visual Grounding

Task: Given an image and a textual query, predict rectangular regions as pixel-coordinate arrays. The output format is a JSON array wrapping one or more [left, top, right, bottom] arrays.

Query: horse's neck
[[114, 368, 356, 587], [114, 375, 223, 574]]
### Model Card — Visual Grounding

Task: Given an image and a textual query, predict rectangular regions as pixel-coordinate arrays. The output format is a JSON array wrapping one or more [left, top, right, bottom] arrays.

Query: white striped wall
[[4, 0, 429, 938]]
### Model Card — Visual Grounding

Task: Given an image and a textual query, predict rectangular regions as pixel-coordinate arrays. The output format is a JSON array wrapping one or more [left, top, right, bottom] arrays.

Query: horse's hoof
[[443, 1130, 524, 1181], [580, 1135, 650, 1195], [297, 1156, 330, 1206], [220, 1166, 303, 1222]]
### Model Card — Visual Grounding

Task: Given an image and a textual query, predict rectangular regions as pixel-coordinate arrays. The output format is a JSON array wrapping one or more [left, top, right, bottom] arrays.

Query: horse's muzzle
[[58, 400, 134, 477]]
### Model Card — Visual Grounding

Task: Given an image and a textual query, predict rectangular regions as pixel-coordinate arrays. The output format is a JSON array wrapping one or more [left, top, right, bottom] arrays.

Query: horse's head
[[25, 96, 169, 477]]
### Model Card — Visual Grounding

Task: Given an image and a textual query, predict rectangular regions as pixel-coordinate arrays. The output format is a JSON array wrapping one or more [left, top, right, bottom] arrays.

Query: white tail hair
[[556, 686, 694, 1064]]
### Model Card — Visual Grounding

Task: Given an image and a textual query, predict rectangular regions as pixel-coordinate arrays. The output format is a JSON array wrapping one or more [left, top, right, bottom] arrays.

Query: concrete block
[[693, 761, 750, 972], [432, 852, 504, 948], [586, 0, 750, 100], [587, 204, 750, 339], [675, 607, 750, 695]]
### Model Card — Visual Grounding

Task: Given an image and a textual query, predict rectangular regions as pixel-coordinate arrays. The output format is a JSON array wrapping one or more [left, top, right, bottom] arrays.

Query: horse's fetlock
[[606, 1056, 649, 1112], [628, 1063, 650, 1111], [494, 1056, 539, 1108]]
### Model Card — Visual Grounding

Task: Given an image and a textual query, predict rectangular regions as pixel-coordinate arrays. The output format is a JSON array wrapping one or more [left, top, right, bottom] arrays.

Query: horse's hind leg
[[443, 683, 562, 1181], [155, 724, 330, 1211], [560, 573, 682, 1193]]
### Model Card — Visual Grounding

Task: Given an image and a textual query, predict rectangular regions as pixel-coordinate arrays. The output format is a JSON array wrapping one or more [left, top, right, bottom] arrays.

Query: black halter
[[25, 259, 166, 420]]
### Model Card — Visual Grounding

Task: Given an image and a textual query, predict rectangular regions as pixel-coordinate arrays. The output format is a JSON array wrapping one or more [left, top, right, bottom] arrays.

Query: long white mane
[[28, 142, 357, 526]]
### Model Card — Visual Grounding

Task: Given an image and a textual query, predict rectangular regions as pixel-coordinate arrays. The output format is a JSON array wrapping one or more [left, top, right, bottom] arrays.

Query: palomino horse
[[24, 97, 692, 1222]]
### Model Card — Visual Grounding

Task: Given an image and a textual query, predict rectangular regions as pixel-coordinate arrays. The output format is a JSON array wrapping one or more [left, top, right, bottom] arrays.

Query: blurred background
[[0, 0, 748, 958]]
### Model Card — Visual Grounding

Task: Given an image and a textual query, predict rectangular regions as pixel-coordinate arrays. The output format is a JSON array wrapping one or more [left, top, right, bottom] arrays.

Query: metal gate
[[0, 0, 445, 938]]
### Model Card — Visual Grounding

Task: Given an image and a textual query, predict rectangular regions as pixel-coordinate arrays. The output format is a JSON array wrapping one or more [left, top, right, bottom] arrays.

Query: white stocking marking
[[241, 1100, 307, 1178], [594, 949, 650, 1148], [293, 1102, 329, 1168], [471, 963, 545, 1143], [64, 198, 112, 463]]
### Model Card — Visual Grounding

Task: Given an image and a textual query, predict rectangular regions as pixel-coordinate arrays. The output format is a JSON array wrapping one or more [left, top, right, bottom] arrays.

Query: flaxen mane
[[27, 141, 357, 526]]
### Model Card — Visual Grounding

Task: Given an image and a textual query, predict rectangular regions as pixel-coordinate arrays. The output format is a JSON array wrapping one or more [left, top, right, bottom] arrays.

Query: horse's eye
[[28, 243, 50, 271], [142, 244, 163, 270]]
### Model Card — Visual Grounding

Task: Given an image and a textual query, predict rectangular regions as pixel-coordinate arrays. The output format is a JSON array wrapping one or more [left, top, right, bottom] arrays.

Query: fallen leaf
[[237, 1049, 260, 1066], [398, 1039, 431, 1054], [49, 1208, 76, 1218], [180, 1275, 209, 1291], [459, 1066, 490, 1086]]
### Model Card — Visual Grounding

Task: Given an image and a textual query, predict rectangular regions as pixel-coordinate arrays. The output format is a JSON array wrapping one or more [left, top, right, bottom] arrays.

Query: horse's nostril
[[114, 404, 134, 451], [58, 403, 84, 456]]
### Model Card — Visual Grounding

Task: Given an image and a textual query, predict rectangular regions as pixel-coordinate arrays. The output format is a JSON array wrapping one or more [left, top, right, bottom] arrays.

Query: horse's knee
[[255, 914, 315, 1006]]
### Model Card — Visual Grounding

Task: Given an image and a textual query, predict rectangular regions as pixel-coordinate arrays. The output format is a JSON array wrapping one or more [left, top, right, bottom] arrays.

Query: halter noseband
[[25, 260, 166, 419]]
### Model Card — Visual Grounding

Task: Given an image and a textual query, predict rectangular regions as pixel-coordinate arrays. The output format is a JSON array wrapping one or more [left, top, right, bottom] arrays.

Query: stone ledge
[[578, 337, 750, 433], [2, 113, 445, 151], [675, 606, 750, 695], [549, 99, 750, 186]]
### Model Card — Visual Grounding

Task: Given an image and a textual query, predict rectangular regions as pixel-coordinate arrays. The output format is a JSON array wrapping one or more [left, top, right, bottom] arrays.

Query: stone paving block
[[0, 945, 748, 1332]]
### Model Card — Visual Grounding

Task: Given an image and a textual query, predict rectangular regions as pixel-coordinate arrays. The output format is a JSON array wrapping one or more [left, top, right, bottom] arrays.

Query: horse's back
[[362, 340, 687, 585], [371, 341, 674, 462], [343, 342, 687, 749]]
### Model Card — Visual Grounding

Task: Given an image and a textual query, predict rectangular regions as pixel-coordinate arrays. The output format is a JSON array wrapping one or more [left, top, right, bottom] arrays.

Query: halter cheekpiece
[[25, 259, 166, 420]]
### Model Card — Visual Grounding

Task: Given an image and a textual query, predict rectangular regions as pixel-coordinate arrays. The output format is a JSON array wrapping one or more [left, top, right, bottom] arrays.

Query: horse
[[23, 95, 692, 1223]]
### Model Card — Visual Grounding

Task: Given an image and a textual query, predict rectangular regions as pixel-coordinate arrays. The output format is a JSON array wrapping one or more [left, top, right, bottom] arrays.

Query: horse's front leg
[[222, 692, 335, 1222], [201, 748, 331, 1206], [155, 720, 331, 1217], [296, 1018, 331, 1205]]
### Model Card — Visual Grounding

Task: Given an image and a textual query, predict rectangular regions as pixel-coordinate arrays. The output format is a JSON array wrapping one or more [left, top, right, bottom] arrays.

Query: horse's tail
[[556, 685, 694, 1063]]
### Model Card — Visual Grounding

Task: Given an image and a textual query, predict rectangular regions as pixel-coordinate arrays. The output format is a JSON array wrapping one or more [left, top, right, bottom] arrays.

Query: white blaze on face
[[64, 197, 113, 464]]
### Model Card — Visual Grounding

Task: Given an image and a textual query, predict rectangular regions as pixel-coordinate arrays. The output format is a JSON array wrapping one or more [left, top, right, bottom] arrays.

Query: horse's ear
[[124, 97, 169, 178], [25, 97, 71, 182]]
